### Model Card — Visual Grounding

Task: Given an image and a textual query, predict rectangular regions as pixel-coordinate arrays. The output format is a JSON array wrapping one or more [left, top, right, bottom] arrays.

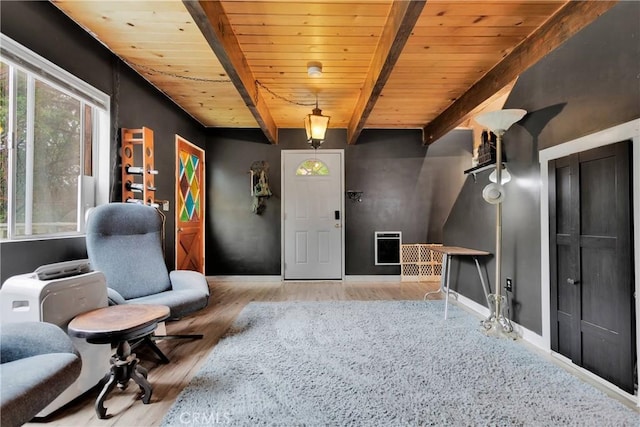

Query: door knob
[[334, 224, 341, 228], [567, 278, 579, 285]]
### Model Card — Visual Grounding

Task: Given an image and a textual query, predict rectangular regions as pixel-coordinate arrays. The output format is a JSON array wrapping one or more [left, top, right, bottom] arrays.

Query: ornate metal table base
[[95, 340, 152, 419], [67, 304, 170, 420]]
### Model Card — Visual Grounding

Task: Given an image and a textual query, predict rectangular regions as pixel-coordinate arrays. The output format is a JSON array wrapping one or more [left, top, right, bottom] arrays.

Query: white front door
[[283, 150, 344, 280]]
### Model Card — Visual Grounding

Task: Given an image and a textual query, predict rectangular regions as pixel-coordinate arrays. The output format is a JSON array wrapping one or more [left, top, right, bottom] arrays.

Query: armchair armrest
[[0, 322, 78, 364], [170, 270, 210, 297], [107, 287, 126, 305]]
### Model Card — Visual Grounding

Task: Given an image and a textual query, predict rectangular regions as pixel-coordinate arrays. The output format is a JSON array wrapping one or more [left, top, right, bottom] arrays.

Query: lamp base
[[481, 317, 518, 340], [481, 294, 518, 340]]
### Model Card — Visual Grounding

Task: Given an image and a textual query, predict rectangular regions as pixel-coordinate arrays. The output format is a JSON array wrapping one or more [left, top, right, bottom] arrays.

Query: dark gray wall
[[345, 129, 470, 275], [443, 1, 640, 334], [205, 129, 280, 275], [0, 1, 206, 284], [205, 127, 471, 276]]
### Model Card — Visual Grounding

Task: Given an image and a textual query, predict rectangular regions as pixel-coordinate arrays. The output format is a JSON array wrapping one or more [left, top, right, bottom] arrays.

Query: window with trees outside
[[0, 35, 110, 240]]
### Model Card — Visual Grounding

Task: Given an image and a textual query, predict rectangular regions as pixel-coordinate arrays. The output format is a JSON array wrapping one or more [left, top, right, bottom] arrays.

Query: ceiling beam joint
[[422, 0, 618, 145], [184, 0, 279, 144], [347, 0, 427, 145]]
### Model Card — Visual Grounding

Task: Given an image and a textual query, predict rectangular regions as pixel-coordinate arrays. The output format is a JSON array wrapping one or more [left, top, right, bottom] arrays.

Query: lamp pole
[[474, 109, 526, 338], [494, 130, 504, 333]]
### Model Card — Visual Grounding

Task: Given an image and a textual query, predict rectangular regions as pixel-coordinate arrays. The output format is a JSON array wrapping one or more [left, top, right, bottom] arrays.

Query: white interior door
[[283, 150, 343, 280]]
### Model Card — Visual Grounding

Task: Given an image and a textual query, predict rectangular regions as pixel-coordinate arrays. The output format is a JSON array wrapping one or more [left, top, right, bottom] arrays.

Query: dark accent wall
[[0, 1, 205, 284], [205, 129, 280, 275], [345, 129, 471, 275], [205, 127, 471, 276], [443, 1, 640, 334]]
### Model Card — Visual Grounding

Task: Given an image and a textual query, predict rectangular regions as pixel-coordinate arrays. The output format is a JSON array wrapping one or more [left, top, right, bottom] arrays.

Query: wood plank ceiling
[[51, 0, 617, 145]]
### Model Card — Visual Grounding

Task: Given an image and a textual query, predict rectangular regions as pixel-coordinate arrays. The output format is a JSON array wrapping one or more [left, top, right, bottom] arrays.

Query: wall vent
[[374, 231, 402, 265]]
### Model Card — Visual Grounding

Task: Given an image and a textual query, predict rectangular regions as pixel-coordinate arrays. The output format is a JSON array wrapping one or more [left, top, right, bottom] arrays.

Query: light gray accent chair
[[85, 202, 210, 361], [0, 321, 82, 427]]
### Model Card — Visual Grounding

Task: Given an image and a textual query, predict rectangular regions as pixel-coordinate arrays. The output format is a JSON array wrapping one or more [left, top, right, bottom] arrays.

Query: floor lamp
[[474, 109, 527, 339]]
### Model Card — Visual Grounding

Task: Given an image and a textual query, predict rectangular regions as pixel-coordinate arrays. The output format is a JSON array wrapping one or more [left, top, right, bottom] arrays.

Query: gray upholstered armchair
[[85, 202, 210, 361], [0, 321, 82, 427]]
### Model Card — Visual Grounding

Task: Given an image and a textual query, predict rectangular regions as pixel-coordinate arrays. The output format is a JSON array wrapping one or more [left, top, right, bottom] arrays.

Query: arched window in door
[[295, 159, 330, 176]]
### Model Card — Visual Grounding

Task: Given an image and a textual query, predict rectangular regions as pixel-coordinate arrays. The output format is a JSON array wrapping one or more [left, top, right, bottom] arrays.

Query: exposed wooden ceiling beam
[[346, 0, 426, 145], [184, 0, 278, 144], [456, 79, 518, 129], [422, 0, 618, 145]]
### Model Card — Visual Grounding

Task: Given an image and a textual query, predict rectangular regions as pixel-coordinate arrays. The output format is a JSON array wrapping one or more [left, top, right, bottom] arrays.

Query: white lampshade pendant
[[482, 183, 505, 204], [489, 167, 511, 184], [474, 109, 527, 135]]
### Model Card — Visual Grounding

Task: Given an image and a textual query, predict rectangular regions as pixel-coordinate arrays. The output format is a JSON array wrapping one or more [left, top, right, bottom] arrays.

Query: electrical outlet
[[505, 278, 513, 292]]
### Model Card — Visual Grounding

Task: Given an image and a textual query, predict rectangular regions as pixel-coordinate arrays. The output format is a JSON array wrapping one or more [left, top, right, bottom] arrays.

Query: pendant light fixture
[[304, 94, 330, 149]]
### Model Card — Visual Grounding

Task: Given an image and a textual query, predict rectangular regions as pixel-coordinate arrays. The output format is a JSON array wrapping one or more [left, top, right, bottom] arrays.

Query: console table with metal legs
[[423, 246, 491, 319], [68, 304, 170, 419]]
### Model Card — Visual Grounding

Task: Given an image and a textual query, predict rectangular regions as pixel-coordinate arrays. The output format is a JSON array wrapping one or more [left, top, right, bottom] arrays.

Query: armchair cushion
[[0, 322, 81, 427], [127, 288, 208, 320], [109, 271, 209, 319]]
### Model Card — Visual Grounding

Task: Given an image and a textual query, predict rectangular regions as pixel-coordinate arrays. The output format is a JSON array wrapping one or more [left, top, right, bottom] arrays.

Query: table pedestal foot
[[130, 361, 152, 403], [95, 373, 117, 419]]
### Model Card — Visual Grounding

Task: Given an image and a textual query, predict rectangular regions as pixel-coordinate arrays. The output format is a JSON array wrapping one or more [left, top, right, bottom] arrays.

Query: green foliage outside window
[[1, 59, 87, 238]]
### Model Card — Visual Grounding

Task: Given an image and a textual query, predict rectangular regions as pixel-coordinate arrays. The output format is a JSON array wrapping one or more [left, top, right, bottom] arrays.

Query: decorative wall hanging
[[250, 160, 272, 215]]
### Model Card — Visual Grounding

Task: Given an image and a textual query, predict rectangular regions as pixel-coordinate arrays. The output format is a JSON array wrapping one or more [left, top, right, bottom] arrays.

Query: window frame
[[1, 34, 110, 241]]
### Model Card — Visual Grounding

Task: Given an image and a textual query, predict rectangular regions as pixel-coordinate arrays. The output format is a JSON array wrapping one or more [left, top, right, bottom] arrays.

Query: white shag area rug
[[162, 301, 639, 426]]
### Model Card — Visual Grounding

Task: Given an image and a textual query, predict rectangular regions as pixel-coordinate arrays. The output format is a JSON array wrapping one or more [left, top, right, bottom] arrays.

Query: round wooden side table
[[68, 304, 170, 419]]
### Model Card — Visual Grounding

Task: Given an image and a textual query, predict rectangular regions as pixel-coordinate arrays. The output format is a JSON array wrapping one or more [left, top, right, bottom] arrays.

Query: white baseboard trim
[[455, 293, 547, 351], [551, 352, 639, 407], [344, 275, 402, 282], [207, 275, 282, 282], [455, 293, 639, 408], [208, 275, 404, 283]]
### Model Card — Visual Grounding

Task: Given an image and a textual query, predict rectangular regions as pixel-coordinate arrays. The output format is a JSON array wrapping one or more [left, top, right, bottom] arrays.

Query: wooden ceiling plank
[[239, 44, 377, 54], [221, 14, 388, 27], [221, 2, 392, 16], [184, 0, 278, 143], [419, 1, 569, 17], [417, 15, 549, 28], [346, 0, 427, 145], [244, 52, 375, 61], [410, 26, 532, 38], [233, 25, 383, 37], [422, 0, 617, 145], [236, 35, 381, 45]]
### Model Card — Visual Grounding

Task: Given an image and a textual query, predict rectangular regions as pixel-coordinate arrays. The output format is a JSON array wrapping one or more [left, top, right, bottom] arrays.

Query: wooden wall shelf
[[121, 127, 157, 206]]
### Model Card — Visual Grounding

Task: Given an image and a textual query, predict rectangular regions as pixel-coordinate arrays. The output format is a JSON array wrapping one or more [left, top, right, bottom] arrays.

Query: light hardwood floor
[[29, 279, 441, 427]]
